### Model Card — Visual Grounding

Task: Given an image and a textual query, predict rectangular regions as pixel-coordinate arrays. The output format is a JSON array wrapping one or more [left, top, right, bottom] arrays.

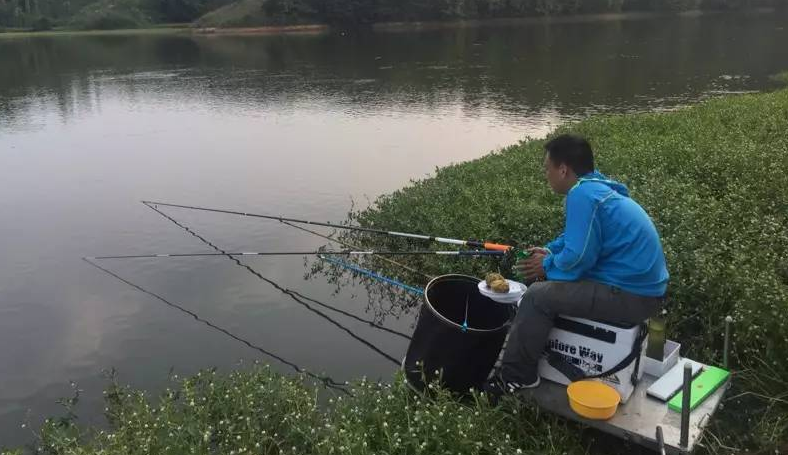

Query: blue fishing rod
[[318, 255, 424, 296]]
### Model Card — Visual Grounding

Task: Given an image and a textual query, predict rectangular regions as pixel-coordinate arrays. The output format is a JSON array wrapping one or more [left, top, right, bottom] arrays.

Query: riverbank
[[3, 367, 582, 455], [1, 7, 781, 38], [190, 11, 721, 36], [5, 79, 788, 454], [0, 23, 330, 38], [158, 7, 786, 36], [0, 25, 190, 39], [192, 24, 329, 35], [369, 9, 724, 32], [339, 77, 788, 453]]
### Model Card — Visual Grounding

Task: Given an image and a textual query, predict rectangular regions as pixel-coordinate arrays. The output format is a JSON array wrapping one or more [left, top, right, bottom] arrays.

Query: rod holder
[[656, 425, 666, 455], [723, 315, 733, 370], [680, 362, 692, 447]]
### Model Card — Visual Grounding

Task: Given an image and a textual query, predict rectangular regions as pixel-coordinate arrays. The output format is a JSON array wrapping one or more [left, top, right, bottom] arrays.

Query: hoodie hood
[[578, 170, 630, 197]]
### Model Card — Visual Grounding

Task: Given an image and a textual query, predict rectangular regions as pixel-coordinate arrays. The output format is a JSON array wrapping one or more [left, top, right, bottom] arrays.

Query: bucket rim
[[423, 274, 511, 333]]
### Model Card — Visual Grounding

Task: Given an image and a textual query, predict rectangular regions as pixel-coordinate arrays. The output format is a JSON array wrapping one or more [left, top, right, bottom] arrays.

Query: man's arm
[[544, 233, 566, 255], [542, 188, 603, 281]]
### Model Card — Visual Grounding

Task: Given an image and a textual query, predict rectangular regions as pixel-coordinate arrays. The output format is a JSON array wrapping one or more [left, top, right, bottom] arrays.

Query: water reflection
[[83, 257, 352, 394], [140, 202, 409, 364], [1, 10, 787, 447], [2, 12, 787, 133]]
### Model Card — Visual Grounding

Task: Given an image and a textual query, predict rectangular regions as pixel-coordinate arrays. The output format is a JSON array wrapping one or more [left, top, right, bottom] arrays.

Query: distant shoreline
[[192, 24, 329, 36], [194, 8, 776, 36], [0, 7, 778, 39], [193, 12, 689, 37], [0, 26, 190, 39]]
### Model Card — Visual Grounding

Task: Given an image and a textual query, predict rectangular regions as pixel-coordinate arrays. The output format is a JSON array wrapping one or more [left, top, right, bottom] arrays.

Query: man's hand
[[515, 247, 548, 284], [527, 247, 550, 256]]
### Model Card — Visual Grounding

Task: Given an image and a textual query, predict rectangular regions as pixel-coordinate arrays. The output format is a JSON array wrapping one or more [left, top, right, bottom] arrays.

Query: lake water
[[1, 11, 786, 446]]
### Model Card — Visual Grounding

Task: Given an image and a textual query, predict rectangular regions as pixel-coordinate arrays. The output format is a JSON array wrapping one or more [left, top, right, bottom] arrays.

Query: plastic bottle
[[646, 315, 667, 360]]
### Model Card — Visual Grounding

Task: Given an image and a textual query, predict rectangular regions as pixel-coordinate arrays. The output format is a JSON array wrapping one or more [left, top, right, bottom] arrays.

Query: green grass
[[770, 70, 788, 85], [0, 25, 188, 38], [4, 366, 580, 455], [334, 84, 788, 453], [194, 0, 270, 28]]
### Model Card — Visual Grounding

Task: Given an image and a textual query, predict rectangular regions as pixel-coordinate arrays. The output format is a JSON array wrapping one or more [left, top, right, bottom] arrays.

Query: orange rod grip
[[483, 243, 513, 251]]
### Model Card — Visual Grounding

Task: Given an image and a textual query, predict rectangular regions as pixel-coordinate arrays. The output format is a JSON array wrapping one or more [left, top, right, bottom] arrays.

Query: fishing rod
[[86, 250, 507, 260], [142, 200, 514, 251], [82, 257, 351, 394], [141, 201, 414, 344], [144, 201, 432, 279]]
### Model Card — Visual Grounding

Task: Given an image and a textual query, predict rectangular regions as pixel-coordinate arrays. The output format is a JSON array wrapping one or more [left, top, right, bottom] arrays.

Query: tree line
[[1, 0, 784, 31], [0, 0, 233, 29], [263, 0, 785, 25]]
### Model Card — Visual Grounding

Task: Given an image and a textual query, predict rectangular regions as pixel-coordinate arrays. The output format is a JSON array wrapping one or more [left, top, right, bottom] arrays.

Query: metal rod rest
[[723, 315, 732, 370], [656, 425, 666, 455], [680, 362, 692, 447]]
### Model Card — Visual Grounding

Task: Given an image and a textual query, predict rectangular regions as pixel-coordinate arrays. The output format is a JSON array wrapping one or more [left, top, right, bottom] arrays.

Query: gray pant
[[500, 280, 663, 383]]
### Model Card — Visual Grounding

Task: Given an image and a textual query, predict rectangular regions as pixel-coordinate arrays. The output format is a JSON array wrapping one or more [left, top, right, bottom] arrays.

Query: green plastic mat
[[668, 366, 730, 412]]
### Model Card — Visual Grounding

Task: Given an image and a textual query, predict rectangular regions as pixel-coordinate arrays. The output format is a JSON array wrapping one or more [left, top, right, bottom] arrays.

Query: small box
[[642, 339, 680, 378], [538, 316, 646, 403]]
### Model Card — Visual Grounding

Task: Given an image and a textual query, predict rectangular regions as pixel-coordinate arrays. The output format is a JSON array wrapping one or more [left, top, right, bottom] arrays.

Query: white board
[[646, 359, 703, 401]]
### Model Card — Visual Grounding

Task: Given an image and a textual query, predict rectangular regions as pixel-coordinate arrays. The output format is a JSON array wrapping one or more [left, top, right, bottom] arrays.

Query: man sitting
[[486, 134, 669, 398]]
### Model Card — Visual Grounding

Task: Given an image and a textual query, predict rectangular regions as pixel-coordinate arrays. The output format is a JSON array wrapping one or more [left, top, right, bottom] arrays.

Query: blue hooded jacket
[[541, 171, 669, 297]]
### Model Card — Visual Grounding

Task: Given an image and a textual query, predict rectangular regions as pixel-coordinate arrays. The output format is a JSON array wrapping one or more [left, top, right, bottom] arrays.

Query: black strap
[[546, 351, 585, 382], [546, 322, 648, 384]]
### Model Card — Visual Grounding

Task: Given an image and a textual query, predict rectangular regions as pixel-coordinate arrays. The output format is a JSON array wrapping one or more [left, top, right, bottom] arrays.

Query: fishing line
[[143, 204, 412, 340], [141, 201, 409, 359], [82, 257, 350, 394]]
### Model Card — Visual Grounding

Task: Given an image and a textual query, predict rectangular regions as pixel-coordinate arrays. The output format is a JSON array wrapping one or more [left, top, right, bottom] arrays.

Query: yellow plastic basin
[[567, 380, 621, 420]]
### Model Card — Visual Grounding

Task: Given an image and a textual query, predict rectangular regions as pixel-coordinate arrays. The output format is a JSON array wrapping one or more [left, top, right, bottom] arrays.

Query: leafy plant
[[69, 0, 151, 29], [332, 85, 788, 453], [12, 365, 581, 454]]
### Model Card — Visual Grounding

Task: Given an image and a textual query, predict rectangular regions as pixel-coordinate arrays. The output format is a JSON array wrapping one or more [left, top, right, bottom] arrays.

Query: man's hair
[[544, 134, 595, 176]]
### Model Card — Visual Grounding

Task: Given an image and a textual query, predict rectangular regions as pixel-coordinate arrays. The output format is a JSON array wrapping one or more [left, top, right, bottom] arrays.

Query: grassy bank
[[338, 78, 788, 453], [0, 25, 189, 38], [6, 81, 788, 454], [4, 366, 580, 455], [5, 0, 782, 34]]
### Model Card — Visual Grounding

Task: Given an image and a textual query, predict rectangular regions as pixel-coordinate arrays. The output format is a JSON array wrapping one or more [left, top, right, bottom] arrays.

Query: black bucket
[[403, 274, 514, 394]]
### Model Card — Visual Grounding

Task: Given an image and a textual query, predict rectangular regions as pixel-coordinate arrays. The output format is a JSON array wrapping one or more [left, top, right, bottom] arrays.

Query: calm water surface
[[1, 11, 787, 445]]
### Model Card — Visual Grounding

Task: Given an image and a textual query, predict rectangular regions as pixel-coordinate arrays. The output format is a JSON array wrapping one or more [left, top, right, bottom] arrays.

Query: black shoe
[[483, 372, 540, 405]]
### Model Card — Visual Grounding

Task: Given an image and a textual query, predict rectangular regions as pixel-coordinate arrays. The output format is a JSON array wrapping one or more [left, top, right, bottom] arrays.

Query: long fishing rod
[[87, 250, 507, 260], [142, 200, 514, 251], [145, 201, 432, 280], [141, 201, 413, 349]]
